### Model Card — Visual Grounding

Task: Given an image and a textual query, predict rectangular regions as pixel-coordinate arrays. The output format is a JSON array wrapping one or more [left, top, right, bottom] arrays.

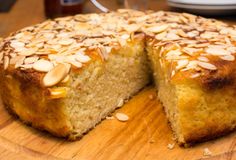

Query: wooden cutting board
[[0, 86, 235, 160]]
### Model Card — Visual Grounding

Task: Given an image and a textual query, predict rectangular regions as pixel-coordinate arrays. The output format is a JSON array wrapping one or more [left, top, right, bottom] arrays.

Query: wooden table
[[0, 1, 236, 160]]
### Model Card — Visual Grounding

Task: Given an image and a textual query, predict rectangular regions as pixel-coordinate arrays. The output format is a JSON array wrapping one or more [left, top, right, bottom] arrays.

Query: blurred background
[[0, 0, 236, 38]]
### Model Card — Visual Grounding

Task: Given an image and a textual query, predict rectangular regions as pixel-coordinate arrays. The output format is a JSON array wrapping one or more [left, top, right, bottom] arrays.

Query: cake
[[0, 9, 236, 146], [145, 12, 236, 146]]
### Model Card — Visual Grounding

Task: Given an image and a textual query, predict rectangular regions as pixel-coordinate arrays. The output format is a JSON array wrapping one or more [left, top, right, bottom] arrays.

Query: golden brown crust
[[0, 66, 73, 137]]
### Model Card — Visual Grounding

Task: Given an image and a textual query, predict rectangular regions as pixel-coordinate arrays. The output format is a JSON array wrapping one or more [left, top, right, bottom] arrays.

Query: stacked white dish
[[168, 0, 236, 15]]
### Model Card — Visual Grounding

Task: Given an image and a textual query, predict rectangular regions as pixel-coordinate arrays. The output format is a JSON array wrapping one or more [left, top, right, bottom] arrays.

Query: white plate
[[168, 0, 236, 15], [168, 0, 236, 5]]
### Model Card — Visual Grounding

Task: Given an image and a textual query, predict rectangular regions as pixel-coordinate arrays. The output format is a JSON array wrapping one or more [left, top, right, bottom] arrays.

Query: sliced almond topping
[[197, 61, 217, 70], [75, 53, 91, 63], [182, 47, 200, 56], [15, 56, 26, 68], [0, 52, 3, 63], [155, 31, 167, 40], [33, 59, 54, 72], [176, 59, 189, 70], [35, 42, 44, 48], [120, 34, 130, 40], [98, 45, 109, 60], [189, 43, 209, 48], [43, 32, 55, 39], [3, 56, 9, 70], [146, 24, 168, 33], [19, 64, 33, 69], [220, 55, 235, 61], [166, 32, 180, 40], [24, 56, 39, 64], [183, 60, 199, 71], [197, 56, 209, 62], [58, 38, 74, 45], [227, 47, 236, 53], [177, 29, 187, 37], [56, 32, 69, 38], [48, 87, 67, 99], [69, 60, 82, 68], [14, 32, 24, 39], [179, 16, 188, 23], [225, 37, 232, 45], [115, 113, 129, 122], [10, 41, 25, 49], [166, 50, 183, 60], [171, 70, 176, 78], [43, 63, 68, 87], [187, 31, 199, 38], [17, 48, 37, 56], [190, 73, 201, 78], [205, 48, 230, 56], [10, 55, 25, 65], [61, 75, 70, 83], [105, 46, 112, 53], [200, 32, 219, 39], [124, 24, 140, 33]]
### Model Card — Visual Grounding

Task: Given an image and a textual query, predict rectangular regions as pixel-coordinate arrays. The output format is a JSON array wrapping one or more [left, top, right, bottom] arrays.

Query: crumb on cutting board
[[167, 143, 175, 150], [203, 148, 212, 156]]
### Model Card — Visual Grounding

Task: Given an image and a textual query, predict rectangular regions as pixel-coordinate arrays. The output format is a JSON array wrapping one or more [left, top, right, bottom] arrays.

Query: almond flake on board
[[115, 113, 129, 122], [167, 143, 175, 150], [106, 116, 115, 120], [203, 148, 212, 156]]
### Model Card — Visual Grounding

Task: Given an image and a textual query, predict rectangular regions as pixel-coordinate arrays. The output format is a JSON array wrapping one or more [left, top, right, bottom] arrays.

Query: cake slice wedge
[[147, 31, 236, 146], [0, 11, 150, 139]]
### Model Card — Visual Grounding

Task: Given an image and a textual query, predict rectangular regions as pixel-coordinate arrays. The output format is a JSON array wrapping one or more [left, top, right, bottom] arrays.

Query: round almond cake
[[0, 9, 236, 146]]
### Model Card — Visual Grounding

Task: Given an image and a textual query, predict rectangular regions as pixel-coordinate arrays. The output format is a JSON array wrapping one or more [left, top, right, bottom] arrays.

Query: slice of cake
[[0, 11, 150, 139], [146, 12, 236, 146]]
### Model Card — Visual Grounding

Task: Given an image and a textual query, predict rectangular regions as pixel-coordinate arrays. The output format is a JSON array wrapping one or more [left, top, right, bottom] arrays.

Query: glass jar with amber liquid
[[44, 0, 85, 18]]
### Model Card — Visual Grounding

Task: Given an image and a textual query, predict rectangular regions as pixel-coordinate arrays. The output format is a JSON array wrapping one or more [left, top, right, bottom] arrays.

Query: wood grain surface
[[0, 87, 235, 160]]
